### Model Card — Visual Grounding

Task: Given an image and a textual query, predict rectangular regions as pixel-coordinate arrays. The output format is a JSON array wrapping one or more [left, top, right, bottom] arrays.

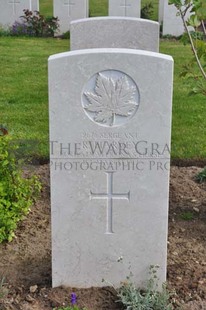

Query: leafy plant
[[141, 2, 154, 20], [169, 0, 206, 96], [0, 132, 41, 243], [179, 211, 194, 220], [117, 265, 173, 310], [195, 167, 206, 183], [61, 31, 70, 40], [0, 26, 10, 37], [53, 293, 88, 310], [11, 21, 33, 36], [11, 9, 59, 37]]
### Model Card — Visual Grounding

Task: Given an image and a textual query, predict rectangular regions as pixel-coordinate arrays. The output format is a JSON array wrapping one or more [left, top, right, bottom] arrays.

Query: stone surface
[[70, 17, 159, 52], [0, 0, 39, 28], [53, 0, 88, 35], [109, 0, 141, 17], [162, 0, 193, 36], [49, 48, 173, 288]]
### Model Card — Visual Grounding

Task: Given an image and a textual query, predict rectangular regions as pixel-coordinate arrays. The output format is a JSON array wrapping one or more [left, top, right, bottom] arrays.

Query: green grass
[[39, 0, 53, 16], [89, 0, 108, 17], [142, 0, 159, 21], [0, 37, 68, 160], [160, 40, 206, 159], [0, 1, 205, 161]]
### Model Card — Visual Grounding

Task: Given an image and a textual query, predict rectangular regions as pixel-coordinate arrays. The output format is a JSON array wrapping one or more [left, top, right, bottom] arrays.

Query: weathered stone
[[70, 17, 159, 52], [49, 48, 173, 288], [162, 0, 193, 36], [0, 0, 39, 28], [53, 0, 88, 35], [109, 0, 141, 18]]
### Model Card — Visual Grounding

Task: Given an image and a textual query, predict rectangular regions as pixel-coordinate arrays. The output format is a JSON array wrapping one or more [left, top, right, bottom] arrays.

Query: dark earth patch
[[0, 165, 205, 310]]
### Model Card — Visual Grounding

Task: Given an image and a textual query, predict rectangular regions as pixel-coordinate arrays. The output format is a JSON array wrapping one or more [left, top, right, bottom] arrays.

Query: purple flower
[[71, 292, 77, 306]]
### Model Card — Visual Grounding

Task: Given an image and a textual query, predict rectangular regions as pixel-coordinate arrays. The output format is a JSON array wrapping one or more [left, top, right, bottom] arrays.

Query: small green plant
[[196, 167, 206, 183], [11, 9, 59, 37], [117, 265, 173, 310], [0, 132, 41, 242], [53, 293, 88, 310], [179, 211, 194, 221], [169, 0, 206, 96], [0, 26, 10, 37], [141, 2, 154, 19], [61, 31, 70, 39]]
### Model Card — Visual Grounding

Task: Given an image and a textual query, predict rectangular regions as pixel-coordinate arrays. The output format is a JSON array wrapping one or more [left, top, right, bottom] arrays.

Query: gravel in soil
[[0, 165, 205, 310]]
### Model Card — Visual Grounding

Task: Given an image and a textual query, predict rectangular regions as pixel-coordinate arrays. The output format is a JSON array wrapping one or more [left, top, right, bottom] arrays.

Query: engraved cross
[[8, 0, 20, 15], [90, 172, 130, 234], [64, 0, 75, 17], [120, 0, 131, 16]]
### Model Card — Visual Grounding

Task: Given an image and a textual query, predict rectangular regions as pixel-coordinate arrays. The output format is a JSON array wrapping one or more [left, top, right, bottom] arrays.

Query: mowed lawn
[[0, 1, 205, 160]]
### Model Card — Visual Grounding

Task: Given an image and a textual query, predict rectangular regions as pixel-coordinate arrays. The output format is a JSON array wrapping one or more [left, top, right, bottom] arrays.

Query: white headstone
[[53, 0, 88, 35], [49, 48, 173, 288], [0, 0, 39, 28], [162, 0, 193, 36], [70, 17, 159, 52], [109, 0, 141, 18]]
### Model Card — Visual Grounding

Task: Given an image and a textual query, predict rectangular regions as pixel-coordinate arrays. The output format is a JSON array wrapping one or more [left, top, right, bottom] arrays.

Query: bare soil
[[0, 165, 206, 310]]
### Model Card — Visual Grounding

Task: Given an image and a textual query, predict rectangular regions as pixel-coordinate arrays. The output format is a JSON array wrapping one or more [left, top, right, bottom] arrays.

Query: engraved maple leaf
[[84, 73, 138, 126]]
